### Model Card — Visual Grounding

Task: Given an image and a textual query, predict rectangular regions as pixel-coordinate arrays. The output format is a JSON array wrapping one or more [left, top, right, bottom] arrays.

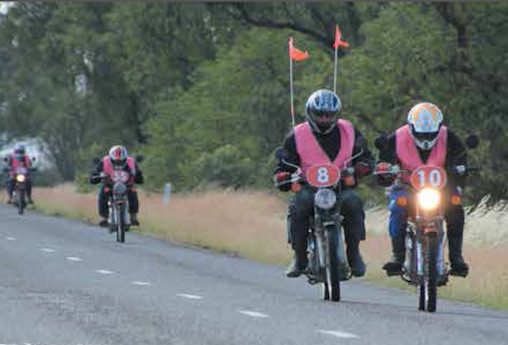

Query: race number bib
[[112, 170, 130, 183], [306, 164, 340, 188], [410, 166, 447, 190]]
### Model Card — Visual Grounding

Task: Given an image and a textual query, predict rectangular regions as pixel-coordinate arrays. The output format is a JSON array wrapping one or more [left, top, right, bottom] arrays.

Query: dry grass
[[33, 185, 508, 310]]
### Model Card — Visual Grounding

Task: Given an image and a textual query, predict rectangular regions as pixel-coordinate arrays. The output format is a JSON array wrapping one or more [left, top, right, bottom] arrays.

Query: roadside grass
[[33, 184, 508, 310]]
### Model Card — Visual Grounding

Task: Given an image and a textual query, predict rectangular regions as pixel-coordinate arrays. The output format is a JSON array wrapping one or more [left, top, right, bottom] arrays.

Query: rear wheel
[[324, 227, 340, 302]]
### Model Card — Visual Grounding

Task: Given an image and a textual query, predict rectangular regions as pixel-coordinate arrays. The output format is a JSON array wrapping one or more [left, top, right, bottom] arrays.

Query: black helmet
[[14, 144, 26, 160], [305, 89, 342, 134]]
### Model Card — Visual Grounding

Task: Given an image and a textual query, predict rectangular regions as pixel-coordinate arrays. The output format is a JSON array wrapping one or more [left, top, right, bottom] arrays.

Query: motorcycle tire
[[324, 226, 341, 302], [116, 204, 125, 243]]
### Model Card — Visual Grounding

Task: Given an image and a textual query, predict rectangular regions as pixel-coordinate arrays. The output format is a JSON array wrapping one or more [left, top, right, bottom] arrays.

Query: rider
[[90, 145, 143, 227], [274, 89, 374, 278], [375, 102, 469, 277], [5, 144, 34, 204]]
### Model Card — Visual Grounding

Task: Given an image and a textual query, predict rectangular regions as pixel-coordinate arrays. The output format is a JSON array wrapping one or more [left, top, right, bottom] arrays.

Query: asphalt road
[[0, 204, 507, 345]]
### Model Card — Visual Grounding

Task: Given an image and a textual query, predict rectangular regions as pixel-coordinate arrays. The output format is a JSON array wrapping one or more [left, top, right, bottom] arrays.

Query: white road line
[[317, 330, 359, 339], [95, 269, 114, 275], [5, 236, 17, 241], [177, 293, 203, 300], [132, 281, 152, 286], [39, 248, 56, 253], [238, 310, 270, 318], [66, 256, 83, 262]]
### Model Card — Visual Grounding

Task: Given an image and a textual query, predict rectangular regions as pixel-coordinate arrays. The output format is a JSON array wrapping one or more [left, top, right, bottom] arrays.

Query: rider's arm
[[377, 133, 397, 165], [134, 163, 144, 184], [446, 129, 467, 188], [90, 161, 104, 184], [274, 130, 300, 174], [351, 128, 375, 174]]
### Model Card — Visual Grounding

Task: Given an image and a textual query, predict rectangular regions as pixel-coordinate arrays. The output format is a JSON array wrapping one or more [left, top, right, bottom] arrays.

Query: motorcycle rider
[[90, 145, 143, 227], [375, 102, 469, 277], [274, 89, 374, 278], [4, 144, 34, 204]]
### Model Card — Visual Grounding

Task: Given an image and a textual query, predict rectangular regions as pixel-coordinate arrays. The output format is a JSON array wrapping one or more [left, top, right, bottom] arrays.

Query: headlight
[[314, 189, 336, 210], [16, 174, 26, 183], [417, 188, 441, 211]]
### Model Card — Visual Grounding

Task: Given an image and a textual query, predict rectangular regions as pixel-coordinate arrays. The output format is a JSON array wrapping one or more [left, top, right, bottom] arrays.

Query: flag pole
[[333, 41, 338, 94], [289, 38, 295, 127]]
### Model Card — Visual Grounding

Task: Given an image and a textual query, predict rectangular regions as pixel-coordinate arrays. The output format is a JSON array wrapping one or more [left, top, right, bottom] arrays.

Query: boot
[[99, 218, 109, 228], [6, 195, 12, 204], [27, 195, 34, 204], [347, 240, 366, 277], [285, 250, 308, 278], [448, 236, 469, 277], [383, 236, 405, 276], [130, 213, 140, 226]]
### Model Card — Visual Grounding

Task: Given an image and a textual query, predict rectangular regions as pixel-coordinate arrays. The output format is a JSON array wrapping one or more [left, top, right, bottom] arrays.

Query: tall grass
[[34, 185, 508, 310]]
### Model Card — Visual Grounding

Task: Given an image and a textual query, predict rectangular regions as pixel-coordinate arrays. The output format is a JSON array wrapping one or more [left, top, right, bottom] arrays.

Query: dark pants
[[98, 184, 139, 218], [6, 177, 32, 198], [287, 186, 366, 253]]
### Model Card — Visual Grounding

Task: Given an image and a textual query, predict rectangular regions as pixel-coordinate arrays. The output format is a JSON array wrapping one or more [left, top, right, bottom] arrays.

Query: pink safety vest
[[294, 119, 355, 177], [102, 155, 136, 184], [10, 154, 31, 177], [395, 124, 447, 181]]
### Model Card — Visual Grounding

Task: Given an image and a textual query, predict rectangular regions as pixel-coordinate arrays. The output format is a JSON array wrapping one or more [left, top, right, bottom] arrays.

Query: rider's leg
[[340, 189, 366, 277], [6, 178, 15, 203], [383, 187, 408, 275], [446, 201, 468, 277], [26, 178, 33, 203], [286, 186, 314, 278], [98, 185, 109, 227], [128, 189, 140, 226]]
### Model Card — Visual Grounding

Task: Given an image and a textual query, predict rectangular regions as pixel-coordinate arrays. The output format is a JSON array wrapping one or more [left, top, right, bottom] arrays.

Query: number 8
[[317, 167, 329, 183]]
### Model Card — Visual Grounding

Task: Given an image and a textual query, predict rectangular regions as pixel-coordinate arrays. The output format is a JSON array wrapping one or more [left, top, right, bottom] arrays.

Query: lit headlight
[[16, 174, 26, 183], [417, 188, 441, 211], [314, 189, 336, 210]]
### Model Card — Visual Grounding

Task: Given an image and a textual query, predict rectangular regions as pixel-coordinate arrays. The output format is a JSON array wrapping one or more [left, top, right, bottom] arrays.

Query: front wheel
[[116, 204, 125, 243], [324, 227, 341, 302], [17, 189, 25, 215], [419, 232, 438, 312]]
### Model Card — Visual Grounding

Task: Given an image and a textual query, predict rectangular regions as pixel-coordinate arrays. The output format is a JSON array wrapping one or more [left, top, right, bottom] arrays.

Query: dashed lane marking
[[132, 281, 152, 286], [317, 329, 360, 339], [238, 310, 270, 318], [39, 248, 56, 253], [5, 236, 17, 241], [66, 256, 83, 262], [95, 269, 114, 275], [177, 293, 203, 300]]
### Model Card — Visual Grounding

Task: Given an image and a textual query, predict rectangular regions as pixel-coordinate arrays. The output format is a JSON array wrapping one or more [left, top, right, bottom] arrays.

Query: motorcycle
[[12, 166, 29, 215], [275, 148, 363, 302], [100, 170, 131, 243], [374, 134, 479, 312]]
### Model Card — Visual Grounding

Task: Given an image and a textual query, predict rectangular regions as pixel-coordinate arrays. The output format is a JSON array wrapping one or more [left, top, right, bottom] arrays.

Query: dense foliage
[[0, 2, 506, 204]]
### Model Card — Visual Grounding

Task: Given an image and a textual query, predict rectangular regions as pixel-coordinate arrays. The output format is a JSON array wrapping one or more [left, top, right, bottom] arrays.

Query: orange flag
[[333, 25, 349, 49], [288, 37, 310, 61]]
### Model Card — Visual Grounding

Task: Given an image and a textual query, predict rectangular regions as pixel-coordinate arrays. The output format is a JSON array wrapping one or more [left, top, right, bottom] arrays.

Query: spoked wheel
[[324, 227, 341, 302]]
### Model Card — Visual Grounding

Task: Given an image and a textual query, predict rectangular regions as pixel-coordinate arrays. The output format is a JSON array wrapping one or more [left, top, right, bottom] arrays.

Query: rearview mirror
[[374, 135, 389, 151], [465, 134, 479, 150], [274, 147, 286, 161], [135, 154, 144, 163]]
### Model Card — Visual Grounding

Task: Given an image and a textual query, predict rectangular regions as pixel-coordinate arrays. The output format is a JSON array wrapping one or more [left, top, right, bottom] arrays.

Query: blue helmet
[[305, 89, 342, 134]]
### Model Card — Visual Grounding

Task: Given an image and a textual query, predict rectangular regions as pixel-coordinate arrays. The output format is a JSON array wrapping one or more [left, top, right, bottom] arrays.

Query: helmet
[[305, 89, 342, 134], [108, 145, 128, 167], [407, 102, 443, 150], [14, 144, 26, 160]]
